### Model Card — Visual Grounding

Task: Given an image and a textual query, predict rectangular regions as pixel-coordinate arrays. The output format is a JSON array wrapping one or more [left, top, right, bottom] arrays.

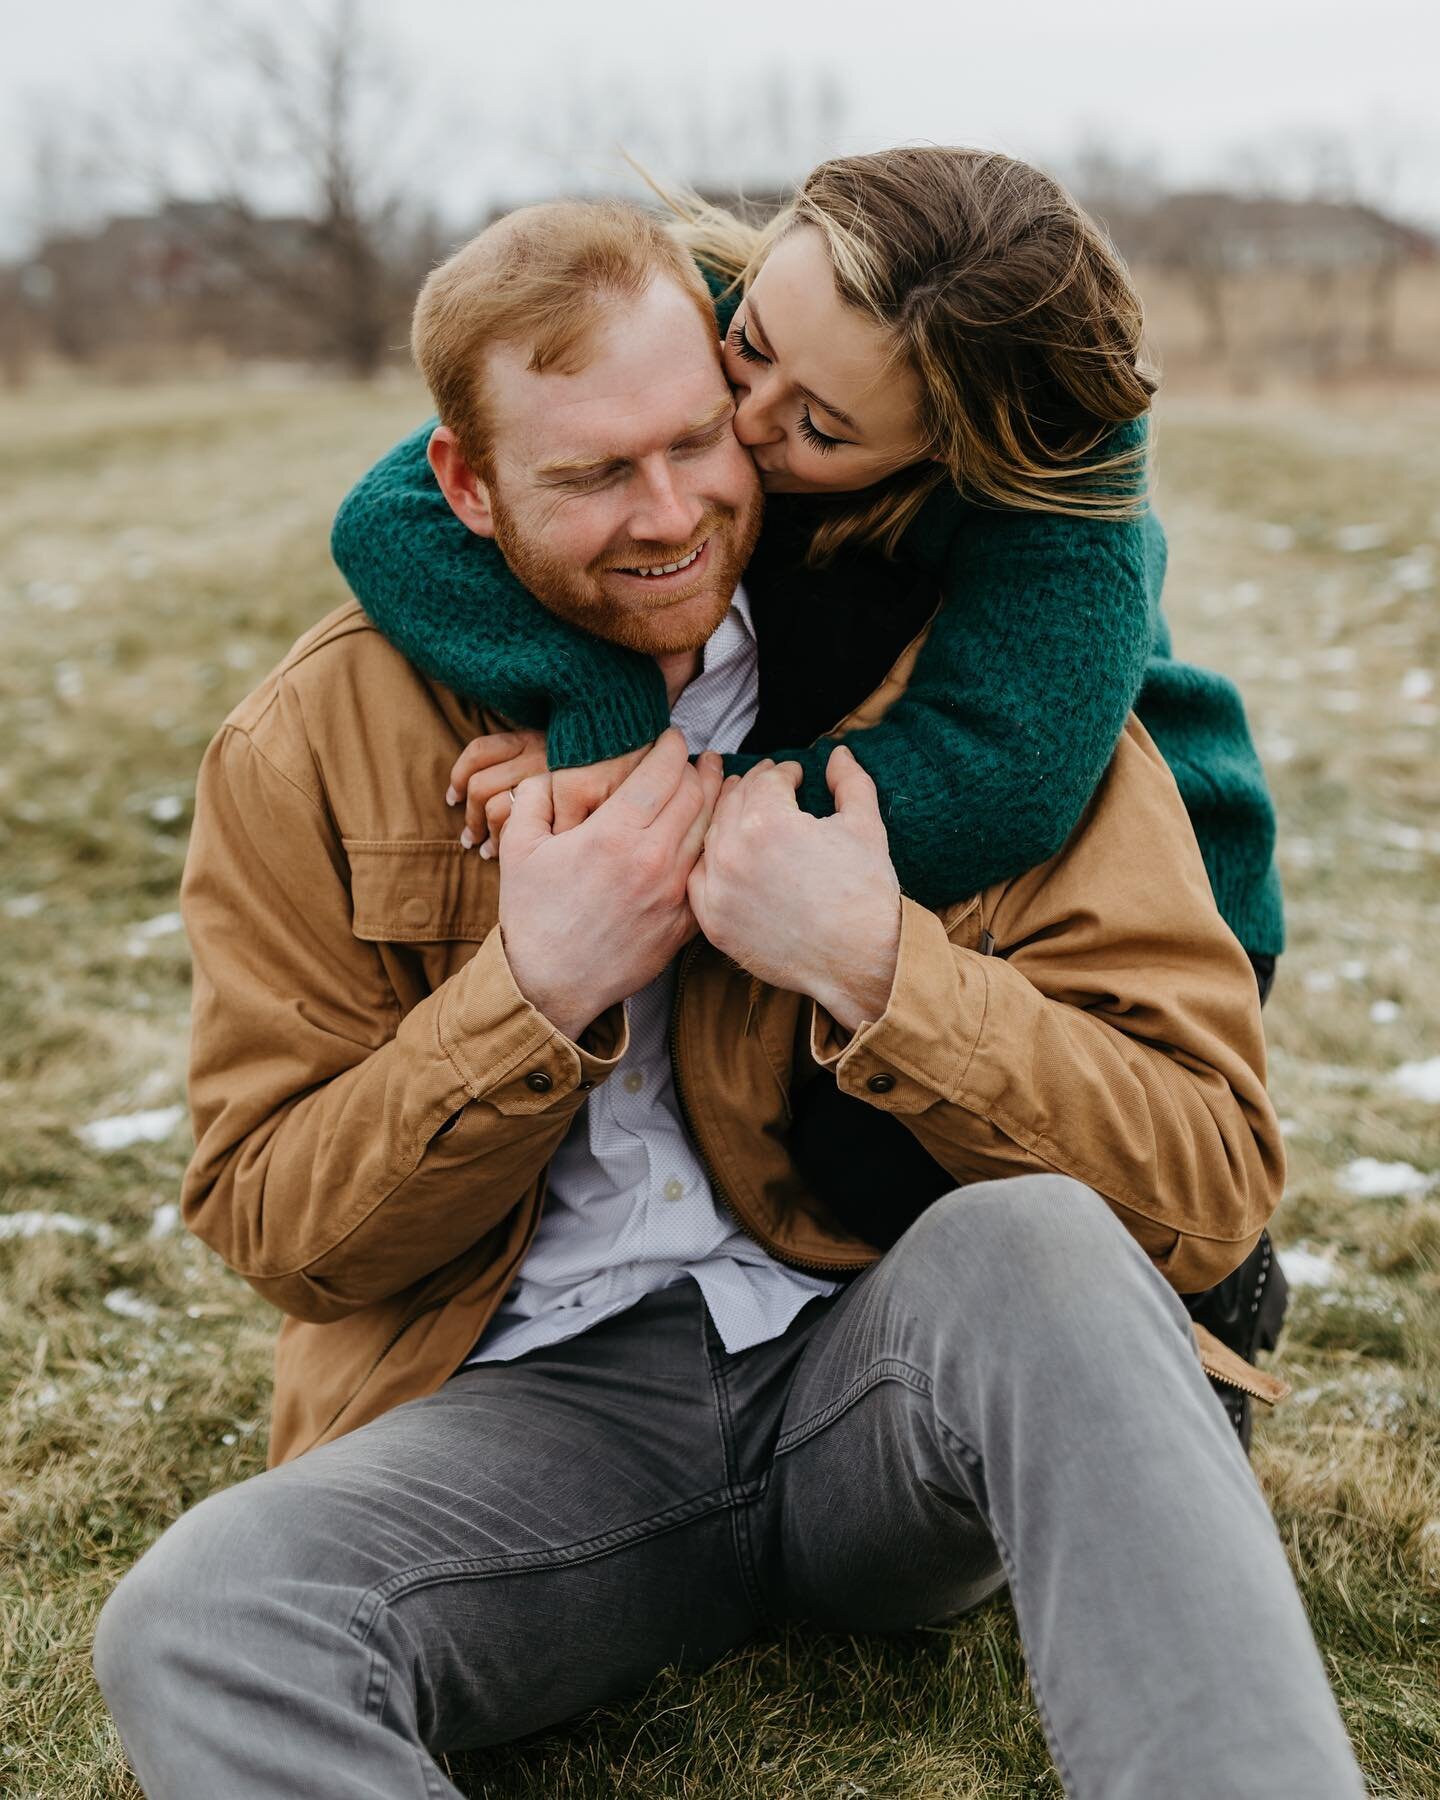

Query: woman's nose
[[731, 379, 784, 449]]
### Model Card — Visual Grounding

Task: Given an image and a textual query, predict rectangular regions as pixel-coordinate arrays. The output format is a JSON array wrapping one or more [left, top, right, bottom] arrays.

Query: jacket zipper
[[1196, 1355, 1279, 1402], [667, 939, 872, 1277]]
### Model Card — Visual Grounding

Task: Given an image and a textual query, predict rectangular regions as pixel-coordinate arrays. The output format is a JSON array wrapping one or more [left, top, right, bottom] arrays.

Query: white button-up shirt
[[466, 585, 841, 1366]]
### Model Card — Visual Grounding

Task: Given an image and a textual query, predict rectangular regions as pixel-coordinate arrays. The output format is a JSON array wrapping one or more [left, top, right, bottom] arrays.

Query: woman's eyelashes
[[796, 409, 842, 454], [730, 317, 844, 454], [729, 319, 769, 365]]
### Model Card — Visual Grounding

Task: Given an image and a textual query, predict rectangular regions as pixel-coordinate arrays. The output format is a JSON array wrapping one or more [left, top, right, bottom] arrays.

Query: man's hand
[[447, 730, 655, 857], [497, 729, 723, 1042], [687, 744, 901, 1034]]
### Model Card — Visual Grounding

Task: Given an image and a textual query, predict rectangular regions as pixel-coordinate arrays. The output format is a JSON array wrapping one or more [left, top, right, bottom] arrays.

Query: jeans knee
[[911, 1173, 1115, 1265], [93, 1482, 280, 1706], [94, 1540, 172, 1705]]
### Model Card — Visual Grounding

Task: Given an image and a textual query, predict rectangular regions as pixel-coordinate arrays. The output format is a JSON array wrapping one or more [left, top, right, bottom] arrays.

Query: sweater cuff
[[545, 664, 672, 769], [437, 928, 629, 1116], [808, 898, 987, 1114]]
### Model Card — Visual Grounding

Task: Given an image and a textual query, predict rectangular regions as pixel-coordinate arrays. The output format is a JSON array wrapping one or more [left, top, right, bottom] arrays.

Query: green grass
[[2, 372, 1438, 1796]]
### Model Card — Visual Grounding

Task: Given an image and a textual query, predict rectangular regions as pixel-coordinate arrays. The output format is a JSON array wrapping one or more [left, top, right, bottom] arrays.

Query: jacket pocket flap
[[345, 839, 499, 943]]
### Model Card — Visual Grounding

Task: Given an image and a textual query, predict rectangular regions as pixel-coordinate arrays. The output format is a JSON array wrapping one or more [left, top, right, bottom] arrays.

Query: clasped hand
[[462, 726, 901, 1043]]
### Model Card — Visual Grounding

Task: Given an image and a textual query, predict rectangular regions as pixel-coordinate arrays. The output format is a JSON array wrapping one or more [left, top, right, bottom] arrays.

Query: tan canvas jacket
[[179, 603, 1288, 1467]]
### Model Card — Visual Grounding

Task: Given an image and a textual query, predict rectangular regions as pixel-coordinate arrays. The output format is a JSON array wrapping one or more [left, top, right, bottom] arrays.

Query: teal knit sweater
[[331, 407, 1283, 959]]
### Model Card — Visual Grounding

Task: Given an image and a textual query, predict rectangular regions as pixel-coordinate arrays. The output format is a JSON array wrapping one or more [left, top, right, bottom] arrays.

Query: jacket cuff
[[809, 898, 987, 1116], [437, 928, 629, 1116]]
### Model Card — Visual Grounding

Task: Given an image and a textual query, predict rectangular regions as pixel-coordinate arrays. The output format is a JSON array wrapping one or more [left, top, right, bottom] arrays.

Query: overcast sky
[[4, 0, 1436, 255]]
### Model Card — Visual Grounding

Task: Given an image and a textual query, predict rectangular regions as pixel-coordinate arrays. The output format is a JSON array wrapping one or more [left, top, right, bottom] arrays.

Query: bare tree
[[181, 0, 436, 376], [43, 0, 442, 377]]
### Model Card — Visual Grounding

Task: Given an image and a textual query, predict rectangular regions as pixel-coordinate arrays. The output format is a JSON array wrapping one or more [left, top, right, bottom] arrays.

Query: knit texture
[[331, 312, 1283, 955]]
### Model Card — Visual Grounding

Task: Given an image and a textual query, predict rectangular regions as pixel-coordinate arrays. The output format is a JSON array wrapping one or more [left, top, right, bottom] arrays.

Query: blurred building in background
[[1, 0, 1435, 393]]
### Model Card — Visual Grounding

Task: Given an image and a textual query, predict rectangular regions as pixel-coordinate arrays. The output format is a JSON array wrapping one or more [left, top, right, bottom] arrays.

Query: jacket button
[[579, 1079, 596, 1091], [866, 1072, 896, 1094], [524, 1071, 553, 1094]]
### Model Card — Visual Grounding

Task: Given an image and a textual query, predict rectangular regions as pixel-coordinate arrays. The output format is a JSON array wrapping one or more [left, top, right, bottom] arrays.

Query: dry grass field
[[1, 372, 1437, 1797]]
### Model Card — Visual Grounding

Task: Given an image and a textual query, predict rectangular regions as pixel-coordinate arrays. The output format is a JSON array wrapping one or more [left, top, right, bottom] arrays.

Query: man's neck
[[655, 648, 703, 710]]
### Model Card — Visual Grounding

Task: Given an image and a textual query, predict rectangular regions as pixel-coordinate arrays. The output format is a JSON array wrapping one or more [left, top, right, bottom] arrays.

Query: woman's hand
[[447, 729, 548, 854], [446, 731, 657, 857]]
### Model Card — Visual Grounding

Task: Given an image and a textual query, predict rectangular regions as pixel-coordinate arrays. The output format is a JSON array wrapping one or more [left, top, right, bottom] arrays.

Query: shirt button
[[866, 1073, 896, 1094], [578, 1079, 596, 1091], [622, 1071, 644, 1094], [524, 1071, 553, 1094], [662, 1178, 685, 1201]]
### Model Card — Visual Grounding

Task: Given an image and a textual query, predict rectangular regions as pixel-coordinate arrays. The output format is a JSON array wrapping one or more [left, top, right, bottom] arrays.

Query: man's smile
[[607, 536, 712, 593]]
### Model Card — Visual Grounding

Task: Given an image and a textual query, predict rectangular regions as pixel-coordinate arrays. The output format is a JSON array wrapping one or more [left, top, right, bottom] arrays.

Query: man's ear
[[427, 426, 496, 538]]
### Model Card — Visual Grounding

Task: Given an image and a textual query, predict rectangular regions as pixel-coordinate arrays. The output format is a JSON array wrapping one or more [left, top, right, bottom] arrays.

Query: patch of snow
[[147, 795, 185, 824], [103, 1289, 161, 1324], [3, 893, 44, 918], [1391, 550, 1435, 593], [1304, 969, 1337, 993], [126, 911, 185, 957], [149, 1202, 181, 1238], [1258, 523, 1295, 552], [76, 1104, 186, 1152], [1338, 959, 1369, 982], [1391, 1057, 1440, 1103], [1369, 999, 1401, 1025], [1316, 646, 1358, 673], [1334, 523, 1390, 552], [1401, 668, 1434, 702], [0, 1211, 114, 1245], [1338, 1158, 1433, 1201], [132, 910, 183, 940], [1279, 1245, 1344, 1290]]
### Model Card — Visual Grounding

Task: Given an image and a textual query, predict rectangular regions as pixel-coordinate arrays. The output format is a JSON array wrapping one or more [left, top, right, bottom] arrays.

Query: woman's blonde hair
[[656, 146, 1158, 563]]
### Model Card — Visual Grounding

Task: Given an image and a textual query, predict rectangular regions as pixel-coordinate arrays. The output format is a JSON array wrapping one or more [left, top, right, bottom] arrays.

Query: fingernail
[[479, 842, 494, 860], [459, 827, 475, 850], [446, 786, 459, 806]]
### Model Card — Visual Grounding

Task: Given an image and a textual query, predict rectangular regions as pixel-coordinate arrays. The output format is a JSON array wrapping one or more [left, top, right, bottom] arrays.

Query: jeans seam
[[418, 1747, 451, 1800], [362, 1638, 391, 1723], [774, 1357, 934, 1456], [346, 1485, 745, 1644], [704, 1338, 769, 1630]]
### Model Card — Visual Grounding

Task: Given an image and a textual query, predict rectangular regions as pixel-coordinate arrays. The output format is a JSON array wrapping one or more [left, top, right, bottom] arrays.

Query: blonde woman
[[335, 146, 1281, 990]]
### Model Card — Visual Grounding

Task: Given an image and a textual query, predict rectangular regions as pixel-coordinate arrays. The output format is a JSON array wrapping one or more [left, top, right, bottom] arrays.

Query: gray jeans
[[93, 1176, 1364, 1798]]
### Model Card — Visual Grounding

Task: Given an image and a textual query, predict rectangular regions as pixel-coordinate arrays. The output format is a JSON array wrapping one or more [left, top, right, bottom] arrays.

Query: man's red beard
[[487, 488, 764, 656]]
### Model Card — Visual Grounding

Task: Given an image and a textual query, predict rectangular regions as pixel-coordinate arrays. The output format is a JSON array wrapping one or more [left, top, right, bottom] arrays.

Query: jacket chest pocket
[[345, 839, 500, 995]]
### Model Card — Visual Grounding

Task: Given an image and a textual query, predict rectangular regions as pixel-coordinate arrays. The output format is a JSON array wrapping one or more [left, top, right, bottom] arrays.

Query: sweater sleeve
[[722, 501, 1160, 911], [331, 422, 671, 768]]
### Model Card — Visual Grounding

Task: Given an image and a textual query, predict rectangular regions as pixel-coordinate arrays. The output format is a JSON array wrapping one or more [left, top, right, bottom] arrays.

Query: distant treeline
[[2, 187, 1436, 390]]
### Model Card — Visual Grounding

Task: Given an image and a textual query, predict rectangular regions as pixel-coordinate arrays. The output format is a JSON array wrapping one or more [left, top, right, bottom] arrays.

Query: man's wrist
[[811, 899, 902, 1035], [497, 927, 602, 1045]]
